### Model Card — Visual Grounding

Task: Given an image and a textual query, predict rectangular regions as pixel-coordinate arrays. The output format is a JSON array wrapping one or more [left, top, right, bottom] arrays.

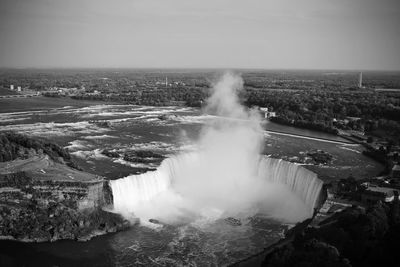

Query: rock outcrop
[[0, 158, 128, 242]]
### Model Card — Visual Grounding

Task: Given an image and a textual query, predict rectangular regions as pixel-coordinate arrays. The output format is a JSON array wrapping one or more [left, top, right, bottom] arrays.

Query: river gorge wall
[[0, 171, 127, 242]]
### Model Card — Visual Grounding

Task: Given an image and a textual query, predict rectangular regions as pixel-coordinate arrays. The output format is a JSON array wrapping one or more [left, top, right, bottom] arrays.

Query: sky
[[0, 0, 399, 70]]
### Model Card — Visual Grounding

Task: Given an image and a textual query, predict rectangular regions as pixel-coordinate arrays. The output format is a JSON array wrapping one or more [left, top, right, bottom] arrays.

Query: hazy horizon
[[1, 67, 400, 73], [1, 0, 399, 71]]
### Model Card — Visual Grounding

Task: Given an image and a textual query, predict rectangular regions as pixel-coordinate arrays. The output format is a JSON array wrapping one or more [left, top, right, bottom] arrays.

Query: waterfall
[[110, 154, 323, 219], [257, 157, 323, 213], [111, 158, 171, 215], [110, 153, 195, 216]]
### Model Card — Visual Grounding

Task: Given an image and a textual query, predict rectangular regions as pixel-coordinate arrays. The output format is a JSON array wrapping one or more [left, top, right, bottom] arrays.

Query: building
[[392, 165, 400, 179], [17, 86, 22, 92], [10, 85, 14, 90], [351, 132, 368, 142], [260, 107, 276, 119], [360, 185, 399, 204], [346, 116, 361, 122]]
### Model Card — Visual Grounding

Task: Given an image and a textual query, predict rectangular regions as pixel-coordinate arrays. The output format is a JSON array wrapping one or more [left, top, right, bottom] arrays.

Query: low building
[[350, 131, 367, 142], [266, 111, 276, 118], [392, 165, 400, 179], [346, 116, 361, 122], [259, 107, 276, 119], [360, 185, 399, 204]]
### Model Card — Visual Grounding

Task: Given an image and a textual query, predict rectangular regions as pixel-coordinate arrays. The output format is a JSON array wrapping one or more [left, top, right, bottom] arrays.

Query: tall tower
[[358, 72, 363, 88], [165, 77, 168, 88]]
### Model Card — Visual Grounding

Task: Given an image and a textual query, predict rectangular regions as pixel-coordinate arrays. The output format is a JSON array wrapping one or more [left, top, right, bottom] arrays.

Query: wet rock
[[123, 150, 165, 164], [149, 218, 161, 225], [158, 114, 177, 121], [307, 150, 333, 165], [224, 217, 242, 226], [101, 149, 120, 158]]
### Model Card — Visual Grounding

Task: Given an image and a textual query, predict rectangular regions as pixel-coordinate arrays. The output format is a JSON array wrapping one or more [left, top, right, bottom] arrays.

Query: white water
[[110, 154, 323, 223], [257, 157, 323, 212], [110, 156, 178, 216]]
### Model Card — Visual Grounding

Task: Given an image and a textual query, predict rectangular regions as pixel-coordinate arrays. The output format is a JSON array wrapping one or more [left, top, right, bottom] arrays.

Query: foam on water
[[1, 121, 110, 137], [65, 140, 92, 151], [71, 149, 108, 160], [82, 134, 118, 140]]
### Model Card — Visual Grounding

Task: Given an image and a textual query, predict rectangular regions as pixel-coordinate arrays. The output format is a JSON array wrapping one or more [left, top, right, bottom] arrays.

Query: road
[[264, 129, 356, 145]]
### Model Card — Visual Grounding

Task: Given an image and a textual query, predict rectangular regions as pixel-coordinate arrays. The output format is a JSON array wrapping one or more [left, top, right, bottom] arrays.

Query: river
[[0, 98, 383, 266]]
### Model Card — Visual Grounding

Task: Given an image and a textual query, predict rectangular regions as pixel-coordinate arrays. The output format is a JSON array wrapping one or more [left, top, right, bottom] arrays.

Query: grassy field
[[0, 87, 19, 96], [0, 155, 101, 182]]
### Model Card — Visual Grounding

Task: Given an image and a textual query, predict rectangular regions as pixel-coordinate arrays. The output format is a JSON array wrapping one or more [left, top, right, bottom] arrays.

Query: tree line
[[0, 132, 79, 169]]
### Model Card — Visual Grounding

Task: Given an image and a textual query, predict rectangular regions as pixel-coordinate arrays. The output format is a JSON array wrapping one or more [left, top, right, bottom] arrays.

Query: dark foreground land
[[261, 200, 400, 267]]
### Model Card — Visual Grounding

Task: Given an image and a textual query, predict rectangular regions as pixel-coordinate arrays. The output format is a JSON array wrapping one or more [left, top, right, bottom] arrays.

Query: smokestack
[[166, 76, 168, 88], [359, 72, 363, 88]]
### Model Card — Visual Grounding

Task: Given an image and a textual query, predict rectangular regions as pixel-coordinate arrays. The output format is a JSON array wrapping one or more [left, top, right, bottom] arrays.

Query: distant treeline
[[72, 86, 208, 107], [270, 116, 339, 135], [245, 88, 400, 143], [0, 132, 79, 169]]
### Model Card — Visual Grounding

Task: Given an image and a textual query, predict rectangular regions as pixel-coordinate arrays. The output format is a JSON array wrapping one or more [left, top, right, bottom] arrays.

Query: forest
[[0, 132, 79, 169], [262, 200, 400, 267], [245, 88, 400, 143]]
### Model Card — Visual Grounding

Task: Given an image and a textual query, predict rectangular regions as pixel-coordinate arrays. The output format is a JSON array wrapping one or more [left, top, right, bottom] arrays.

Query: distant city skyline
[[1, 0, 399, 70]]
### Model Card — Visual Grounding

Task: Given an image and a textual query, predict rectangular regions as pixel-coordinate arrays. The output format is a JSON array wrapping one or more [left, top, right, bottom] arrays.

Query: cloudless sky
[[0, 0, 399, 70]]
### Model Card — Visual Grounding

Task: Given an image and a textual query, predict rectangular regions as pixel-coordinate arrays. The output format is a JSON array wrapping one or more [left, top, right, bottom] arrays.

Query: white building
[[260, 107, 276, 119], [17, 86, 22, 92], [10, 85, 14, 90]]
